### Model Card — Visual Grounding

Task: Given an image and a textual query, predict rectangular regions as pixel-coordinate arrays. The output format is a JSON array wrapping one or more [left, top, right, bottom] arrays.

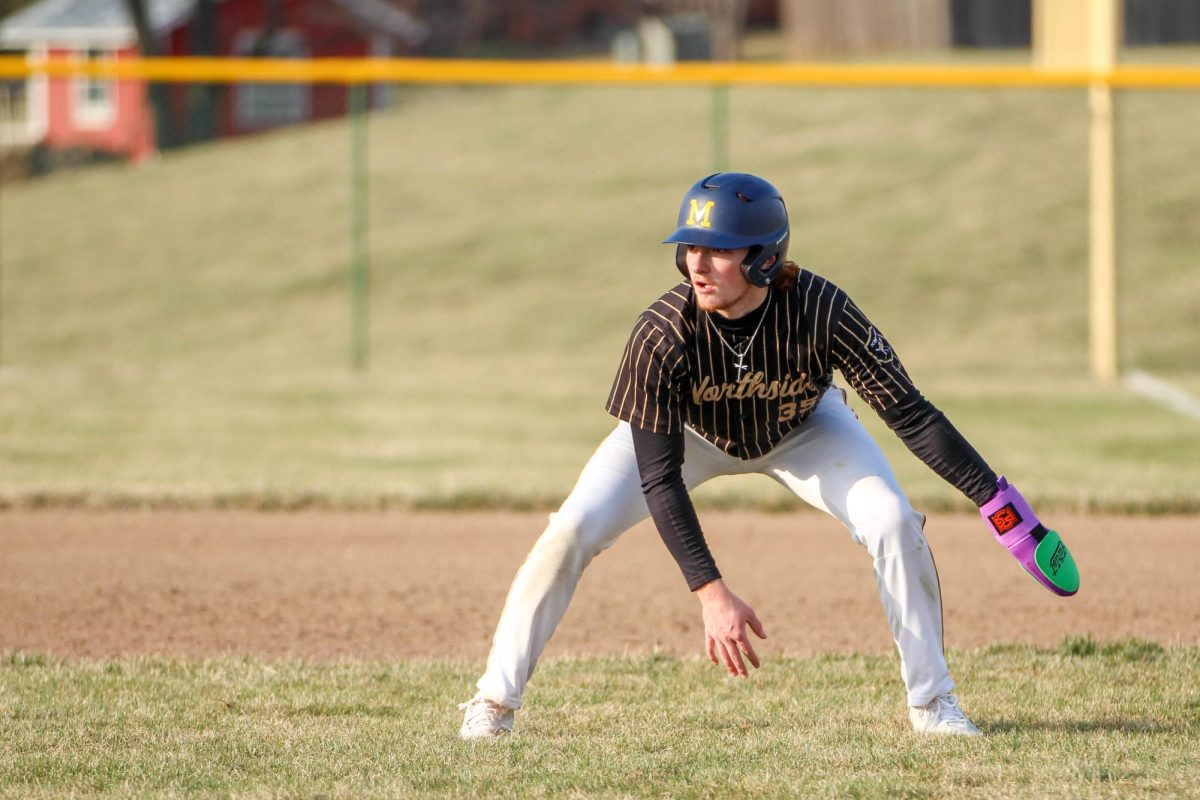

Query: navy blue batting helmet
[[664, 172, 790, 288]]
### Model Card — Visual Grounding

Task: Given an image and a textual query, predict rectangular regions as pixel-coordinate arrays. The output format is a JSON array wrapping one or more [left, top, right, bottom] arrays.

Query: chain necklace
[[706, 291, 771, 375]]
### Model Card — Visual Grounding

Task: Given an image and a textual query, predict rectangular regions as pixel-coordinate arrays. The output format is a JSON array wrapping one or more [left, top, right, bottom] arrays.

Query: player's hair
[[772, 261, 800, 292]]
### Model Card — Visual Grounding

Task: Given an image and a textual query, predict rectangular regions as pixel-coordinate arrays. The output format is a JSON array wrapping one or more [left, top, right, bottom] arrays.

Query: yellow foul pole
[[1088, 0, 1120, 383], [1036, 0, 1120, 383]]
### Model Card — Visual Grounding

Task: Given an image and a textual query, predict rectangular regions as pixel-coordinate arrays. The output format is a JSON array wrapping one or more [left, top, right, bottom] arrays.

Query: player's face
[[685, 245, 768, 319]]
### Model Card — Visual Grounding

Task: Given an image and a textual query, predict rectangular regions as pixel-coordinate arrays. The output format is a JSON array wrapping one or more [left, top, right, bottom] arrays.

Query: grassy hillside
[[1, 83, 1197, 510]]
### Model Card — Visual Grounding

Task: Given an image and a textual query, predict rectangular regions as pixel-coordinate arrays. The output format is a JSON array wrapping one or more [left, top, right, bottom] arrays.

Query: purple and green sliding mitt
[[980, 477, 1080, 597]]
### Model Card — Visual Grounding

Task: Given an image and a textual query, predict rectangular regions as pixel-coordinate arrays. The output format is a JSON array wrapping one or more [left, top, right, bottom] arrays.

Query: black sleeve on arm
[[630, 424, 721, 591], [830, 295, 999, 507], [879, 394, 999, 507]]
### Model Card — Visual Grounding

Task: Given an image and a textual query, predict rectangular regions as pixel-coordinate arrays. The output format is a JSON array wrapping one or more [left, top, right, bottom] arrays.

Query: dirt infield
[[1, 510, 1196, 661]]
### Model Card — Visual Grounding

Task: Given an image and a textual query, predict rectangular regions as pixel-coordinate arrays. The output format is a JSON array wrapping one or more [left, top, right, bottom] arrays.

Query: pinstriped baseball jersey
[[605, 269, 920, 460]]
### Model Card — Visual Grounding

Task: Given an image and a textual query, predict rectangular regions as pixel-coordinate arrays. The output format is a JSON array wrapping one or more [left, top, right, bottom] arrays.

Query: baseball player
[[459, 172, 1079, 740]]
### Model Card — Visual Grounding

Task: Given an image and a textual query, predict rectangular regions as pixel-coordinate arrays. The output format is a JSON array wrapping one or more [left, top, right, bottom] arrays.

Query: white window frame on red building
[[71, 46, 117, 130]]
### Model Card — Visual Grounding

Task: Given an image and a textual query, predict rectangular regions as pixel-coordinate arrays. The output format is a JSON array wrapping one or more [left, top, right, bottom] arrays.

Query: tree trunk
[[187, 0, 219, 144], [122, 0, 175, 150]]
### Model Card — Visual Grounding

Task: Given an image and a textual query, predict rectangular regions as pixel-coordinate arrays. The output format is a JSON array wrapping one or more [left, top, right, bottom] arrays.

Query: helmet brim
[[662, 226, 764, 250]]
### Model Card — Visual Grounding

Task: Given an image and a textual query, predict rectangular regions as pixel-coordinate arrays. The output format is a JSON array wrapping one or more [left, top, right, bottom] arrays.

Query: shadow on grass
[[982, 718, 1189, 735]]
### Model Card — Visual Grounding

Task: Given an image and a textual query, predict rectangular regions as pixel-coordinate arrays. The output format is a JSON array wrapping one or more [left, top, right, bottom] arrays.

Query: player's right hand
[[695, 579, 768, 677]]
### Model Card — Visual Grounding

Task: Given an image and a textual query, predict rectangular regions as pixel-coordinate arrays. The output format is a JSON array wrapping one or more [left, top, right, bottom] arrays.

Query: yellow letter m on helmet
[[686, 199, 715, 228]]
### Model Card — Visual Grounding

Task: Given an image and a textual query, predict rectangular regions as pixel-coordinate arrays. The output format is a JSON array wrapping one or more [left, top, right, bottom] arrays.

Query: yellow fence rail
[[2, 56, 1200, 89]]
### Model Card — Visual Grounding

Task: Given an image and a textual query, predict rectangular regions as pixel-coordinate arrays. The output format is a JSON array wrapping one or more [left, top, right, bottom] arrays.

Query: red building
[[0, 0, 426, 162]]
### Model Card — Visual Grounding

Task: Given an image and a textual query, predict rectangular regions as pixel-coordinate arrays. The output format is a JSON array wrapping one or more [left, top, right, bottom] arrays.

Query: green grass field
[[1, 82, 1198, 510], [2, 640, 1197, 799]]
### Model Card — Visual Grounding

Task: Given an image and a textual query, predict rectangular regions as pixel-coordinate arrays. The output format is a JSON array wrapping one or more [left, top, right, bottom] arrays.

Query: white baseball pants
[[476, 387, 954, 709]]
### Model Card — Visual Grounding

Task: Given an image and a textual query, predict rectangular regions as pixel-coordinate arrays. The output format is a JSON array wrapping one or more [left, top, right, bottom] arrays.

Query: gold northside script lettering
[[691, 372, 813, 405]]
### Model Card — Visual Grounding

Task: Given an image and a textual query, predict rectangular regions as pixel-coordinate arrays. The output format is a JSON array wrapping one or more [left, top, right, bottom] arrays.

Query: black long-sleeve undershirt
[[878, 394, 998, 507], [631, 424, 721, 591]]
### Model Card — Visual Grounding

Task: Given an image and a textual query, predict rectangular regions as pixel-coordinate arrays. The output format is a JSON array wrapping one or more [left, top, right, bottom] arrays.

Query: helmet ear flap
[[741, 245, 774, 287], [675, 244, 689, 279]]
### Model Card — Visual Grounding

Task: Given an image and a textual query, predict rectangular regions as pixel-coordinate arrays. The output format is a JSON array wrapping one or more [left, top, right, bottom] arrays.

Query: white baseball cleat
[[909, 693, 981, 736], [458, 693, 515, 740]]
